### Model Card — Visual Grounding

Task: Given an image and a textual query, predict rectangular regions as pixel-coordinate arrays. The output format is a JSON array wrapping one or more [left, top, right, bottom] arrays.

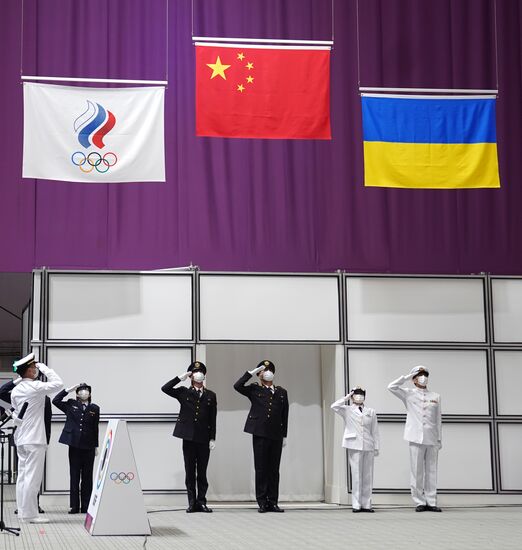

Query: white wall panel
[[199, 275, 340, 341], [47, 347, 192, 415], [498, 424, 522, 490], [495, 351, 522, 415], [374, 423, 492, 490], [348, 349, 489, 415], [346, 277, 486, 342], [48, 273, 193, 340], [206, 344, 324, 501], [492, 279, 522, 342], [45, 422, 185, 492]]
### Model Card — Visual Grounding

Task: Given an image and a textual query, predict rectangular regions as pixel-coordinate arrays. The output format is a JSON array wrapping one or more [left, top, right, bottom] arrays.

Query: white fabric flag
[[23, 82, 165, 183]]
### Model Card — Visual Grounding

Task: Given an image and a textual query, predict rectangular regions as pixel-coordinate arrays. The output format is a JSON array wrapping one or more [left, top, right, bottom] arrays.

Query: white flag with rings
[[23, 82, 165, 183]]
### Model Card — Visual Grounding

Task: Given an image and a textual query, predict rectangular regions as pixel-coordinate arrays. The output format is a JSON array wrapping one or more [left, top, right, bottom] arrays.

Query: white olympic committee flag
[[23, 82, 165, 183]]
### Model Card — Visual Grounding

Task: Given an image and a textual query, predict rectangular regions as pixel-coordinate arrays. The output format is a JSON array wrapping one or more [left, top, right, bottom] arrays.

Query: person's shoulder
[[205, 389, 217, 398]]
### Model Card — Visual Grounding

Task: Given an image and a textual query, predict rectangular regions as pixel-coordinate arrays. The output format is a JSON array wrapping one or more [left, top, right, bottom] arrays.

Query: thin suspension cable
[[191, 0, 195, 38], [355, 0, 361, 86], [20, 0, 24, 76], [331, 0, 335, 43], [165, 0, 169, 84], [493, 0, 499, 91]]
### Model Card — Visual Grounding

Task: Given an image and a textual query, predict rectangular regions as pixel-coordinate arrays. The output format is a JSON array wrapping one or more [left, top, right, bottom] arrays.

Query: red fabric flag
[[196, 44, 331, 139]]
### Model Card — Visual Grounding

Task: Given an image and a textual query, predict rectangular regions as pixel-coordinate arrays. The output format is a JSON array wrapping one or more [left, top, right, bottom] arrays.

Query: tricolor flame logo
[[74, 100, 116, 149]]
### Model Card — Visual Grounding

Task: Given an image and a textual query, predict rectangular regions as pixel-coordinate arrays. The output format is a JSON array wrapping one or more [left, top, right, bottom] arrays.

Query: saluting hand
[[248, 366, 265, 376], [178, 372, 192, 381], [65, 383, 81, 393]]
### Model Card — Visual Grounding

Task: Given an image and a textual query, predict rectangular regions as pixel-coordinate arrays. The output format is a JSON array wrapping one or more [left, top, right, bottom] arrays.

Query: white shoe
[[28, 516, 50, 524]]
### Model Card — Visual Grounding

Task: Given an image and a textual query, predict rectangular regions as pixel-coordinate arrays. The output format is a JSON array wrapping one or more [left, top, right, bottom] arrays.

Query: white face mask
[[77, 389, 90, 400], [352, 394, 365, 404], [262, 371, 274, 382], [417, 375, 428, 386], [192, 371, 206, 383]]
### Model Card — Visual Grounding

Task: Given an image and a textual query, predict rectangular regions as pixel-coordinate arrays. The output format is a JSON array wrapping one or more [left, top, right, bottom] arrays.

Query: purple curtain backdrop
[[1, 0, 521, 274]]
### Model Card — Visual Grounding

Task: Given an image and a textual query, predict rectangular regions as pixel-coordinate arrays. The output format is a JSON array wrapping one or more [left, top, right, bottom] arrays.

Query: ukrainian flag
[[362, 95, 500, 189]]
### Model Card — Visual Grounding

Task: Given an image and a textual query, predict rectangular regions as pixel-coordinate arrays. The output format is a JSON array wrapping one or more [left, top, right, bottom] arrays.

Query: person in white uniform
[[388, 365, 442, 512], [331, 386, 379, 513], [11, 353, 64, 524]]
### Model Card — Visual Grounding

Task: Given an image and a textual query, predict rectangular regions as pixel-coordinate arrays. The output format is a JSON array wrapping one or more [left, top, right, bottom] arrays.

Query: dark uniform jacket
[[234, 371, 289, 441], [161, 377, 217, 444], [0, 380, 52, 444], [52, 390, 100, 449]]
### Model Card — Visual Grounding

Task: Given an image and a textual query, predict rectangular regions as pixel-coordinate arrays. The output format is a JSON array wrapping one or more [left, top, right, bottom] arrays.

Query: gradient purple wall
[[1, 0, 521, 274]]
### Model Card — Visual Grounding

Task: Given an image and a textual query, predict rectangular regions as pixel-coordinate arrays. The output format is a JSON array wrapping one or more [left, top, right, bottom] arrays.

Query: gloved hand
[[282, 437, 287, 448], [66, 383, 81, 393], [13, 377, 23, 386], [178, 372, 191, 381], [407, 365, 425, 379], [437, 441, 442, 451], [345, 390, 354, 400], [374, 449, 380, 457], [209, 440, 216, 451], [248, 366, 265, 376], [95, 448, 99, 456], [36, 362, 51, 375]]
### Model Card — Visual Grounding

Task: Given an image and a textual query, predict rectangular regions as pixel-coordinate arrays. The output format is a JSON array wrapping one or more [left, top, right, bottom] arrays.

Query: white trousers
[[409, 442, 439, 507], [16, 444, 47, 520], [348, 449, 375, 510]]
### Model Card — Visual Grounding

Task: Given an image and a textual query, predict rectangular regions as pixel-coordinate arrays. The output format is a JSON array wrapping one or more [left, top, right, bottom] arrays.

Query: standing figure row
[[332, 365, 442, 513]]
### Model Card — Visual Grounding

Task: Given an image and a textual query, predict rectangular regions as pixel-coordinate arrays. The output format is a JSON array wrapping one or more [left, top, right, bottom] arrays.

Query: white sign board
[[85, 420, 150, 536]]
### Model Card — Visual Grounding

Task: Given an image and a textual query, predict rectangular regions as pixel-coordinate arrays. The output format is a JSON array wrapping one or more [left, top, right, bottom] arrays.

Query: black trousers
[[68, 446, 95, 512], [252, 435, 283, 507], [182, 440, 210, 506]]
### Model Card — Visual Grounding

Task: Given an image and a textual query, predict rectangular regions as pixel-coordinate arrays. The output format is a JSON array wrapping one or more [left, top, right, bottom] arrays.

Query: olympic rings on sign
[[110, 471, 135, 484], [71, 151, 118, 174]]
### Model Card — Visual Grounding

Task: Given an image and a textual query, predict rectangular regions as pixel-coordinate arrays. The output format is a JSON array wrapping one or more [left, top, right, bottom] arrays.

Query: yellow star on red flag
[[206, 56, 231, 80]]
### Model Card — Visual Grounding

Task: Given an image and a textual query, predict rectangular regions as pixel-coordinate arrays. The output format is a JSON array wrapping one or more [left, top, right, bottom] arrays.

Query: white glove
[[209, 440, 216, 451], [36, 362, 51, 375], [66, 383, 81, 393], [248, 366, 265, 376], [345, 390, 354, 400], [95, 448, 99, 456], [13, 377, 23, 386], [437, 441, 442, 451], [374, 449, 380, 457], [178, 372, 191, 381], [282, 437, 287, 448], [408, 365, 426, 379]]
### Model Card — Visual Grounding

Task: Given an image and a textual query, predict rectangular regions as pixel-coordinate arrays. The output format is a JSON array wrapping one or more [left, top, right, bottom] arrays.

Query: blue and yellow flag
[[361, 95, 500, 189]]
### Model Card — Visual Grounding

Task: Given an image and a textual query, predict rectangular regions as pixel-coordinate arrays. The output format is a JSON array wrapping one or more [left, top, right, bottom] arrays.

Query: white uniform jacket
[[11, 363, 63, 447], [388, 375, 442, 446], [331, 399, 380, 451]]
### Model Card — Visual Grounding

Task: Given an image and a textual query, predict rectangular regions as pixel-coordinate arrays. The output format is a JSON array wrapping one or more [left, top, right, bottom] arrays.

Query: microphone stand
[[0, 415, 20, 536]]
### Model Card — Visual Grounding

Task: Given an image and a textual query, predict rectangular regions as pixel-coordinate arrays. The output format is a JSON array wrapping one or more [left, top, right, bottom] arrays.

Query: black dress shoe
[[352, 508, 362, 513], [415, 505, 428, 512], [186, 504, 198, 513], [38, 506, 45, 514], [258, 505, 268, 513], [199, 504, 213, 513], [426, 505, 442, 512], [68, 508, 80, 514], [361, 508, 375, 513], [81, 508, 88, 513], [268, 504, 284, 513]]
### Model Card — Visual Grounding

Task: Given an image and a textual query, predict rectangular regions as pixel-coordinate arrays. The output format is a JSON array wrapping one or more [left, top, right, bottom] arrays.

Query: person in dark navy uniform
[[161, 361, 217, 513], [52, 382, 100, 514], [234, 360, 289, 513]]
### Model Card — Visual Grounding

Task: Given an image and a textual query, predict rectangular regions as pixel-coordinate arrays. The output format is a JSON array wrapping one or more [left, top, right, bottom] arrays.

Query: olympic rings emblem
[[110, 471, 135, 484], [71, 151, 118, 174]]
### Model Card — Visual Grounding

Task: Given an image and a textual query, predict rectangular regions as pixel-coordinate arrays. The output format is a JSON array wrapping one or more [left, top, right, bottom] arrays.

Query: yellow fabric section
[[363, 142, 500, 189]]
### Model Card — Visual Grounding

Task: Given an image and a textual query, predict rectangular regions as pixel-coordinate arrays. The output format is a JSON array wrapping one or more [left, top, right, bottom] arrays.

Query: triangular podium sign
[[85, 420, 151, 536]]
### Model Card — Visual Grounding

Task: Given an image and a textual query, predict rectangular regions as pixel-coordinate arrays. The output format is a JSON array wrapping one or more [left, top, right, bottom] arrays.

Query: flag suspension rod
[[192, 36, 333, 46], [21, 75, 168, 85], [359, 86, 498, 94]]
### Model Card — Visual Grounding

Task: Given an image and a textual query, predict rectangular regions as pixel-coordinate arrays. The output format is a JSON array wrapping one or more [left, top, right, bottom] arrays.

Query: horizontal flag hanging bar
[[193, 36, 333, 46], [194, 42, 330, 51], [359, 86, 498, 94], [361, 93, 497, 100], [21, 75, 168, 85]]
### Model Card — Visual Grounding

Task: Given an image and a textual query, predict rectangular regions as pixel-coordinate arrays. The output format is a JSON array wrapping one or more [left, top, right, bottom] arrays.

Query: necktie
[[359, 406, 363, 413]]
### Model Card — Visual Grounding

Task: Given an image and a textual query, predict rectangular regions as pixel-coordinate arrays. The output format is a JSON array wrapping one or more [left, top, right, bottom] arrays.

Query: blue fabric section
[[362, 96, 496, 144], [78, 103, 106, 149]]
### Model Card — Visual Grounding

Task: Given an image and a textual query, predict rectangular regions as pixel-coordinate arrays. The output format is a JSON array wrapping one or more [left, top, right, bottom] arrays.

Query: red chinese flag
[[196, 44, 331, 139]]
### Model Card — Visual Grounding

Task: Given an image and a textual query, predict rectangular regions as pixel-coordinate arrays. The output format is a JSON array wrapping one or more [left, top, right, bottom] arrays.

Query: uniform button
[[267, 415, 271, 418], [195, 419, 198, 422]]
